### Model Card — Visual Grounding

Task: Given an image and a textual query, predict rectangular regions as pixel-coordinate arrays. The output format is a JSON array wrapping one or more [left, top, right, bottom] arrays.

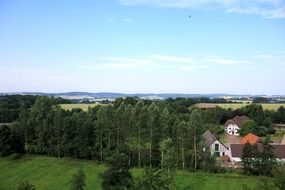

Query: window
[[215, 143, 219, 151]]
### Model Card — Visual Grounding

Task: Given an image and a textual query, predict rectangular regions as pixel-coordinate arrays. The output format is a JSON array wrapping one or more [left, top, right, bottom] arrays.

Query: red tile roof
[[240, 133, 261, 144]]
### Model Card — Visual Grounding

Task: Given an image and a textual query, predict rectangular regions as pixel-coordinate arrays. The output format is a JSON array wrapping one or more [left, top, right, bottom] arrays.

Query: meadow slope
[[0, 156, 268, 190]]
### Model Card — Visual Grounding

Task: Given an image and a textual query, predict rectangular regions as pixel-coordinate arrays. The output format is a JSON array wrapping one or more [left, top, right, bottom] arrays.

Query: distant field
[[0, 156, 267, 190], [194, 103, 285, 111], [60, 103, 100, 111]]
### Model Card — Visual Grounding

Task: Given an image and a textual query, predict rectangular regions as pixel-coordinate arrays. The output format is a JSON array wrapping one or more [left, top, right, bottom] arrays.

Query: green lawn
[[0, 156, 267, 190]]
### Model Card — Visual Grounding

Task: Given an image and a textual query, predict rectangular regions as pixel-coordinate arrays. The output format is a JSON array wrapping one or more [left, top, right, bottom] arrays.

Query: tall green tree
[[175, 120, 189, 170], [273, 166, 285, 190], [148, 103, 161, 167], [18, 103, 30, 153], [259, 137, 276, 176], [188, 109, 204, 172], [134, 168, 172, 190], [241, 142, 259, 175], [29, 96, 56, 155], [102, 153, 133, 190], [53, 107, 63, 158]]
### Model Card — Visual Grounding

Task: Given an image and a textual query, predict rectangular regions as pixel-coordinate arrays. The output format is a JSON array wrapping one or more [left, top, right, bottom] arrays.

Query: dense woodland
[[1, 95, 285, 172]]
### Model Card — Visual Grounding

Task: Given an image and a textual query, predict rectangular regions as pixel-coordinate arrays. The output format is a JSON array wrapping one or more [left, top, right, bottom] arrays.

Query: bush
[[8, 153, 23, 160], [16, 180, 35, 190]]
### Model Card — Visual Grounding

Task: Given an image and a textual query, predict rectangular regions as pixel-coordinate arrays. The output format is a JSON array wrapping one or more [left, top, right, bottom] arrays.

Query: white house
[[202, 130, 229, 157], [225, 116, 249, 136]]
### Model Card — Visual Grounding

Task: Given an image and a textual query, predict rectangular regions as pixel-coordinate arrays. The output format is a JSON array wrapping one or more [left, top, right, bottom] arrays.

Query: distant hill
[[1, 91, 284, 100]]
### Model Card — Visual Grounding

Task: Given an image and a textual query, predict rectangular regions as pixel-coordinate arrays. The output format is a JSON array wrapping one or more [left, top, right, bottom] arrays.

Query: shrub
[[8, 153, 23, 160]]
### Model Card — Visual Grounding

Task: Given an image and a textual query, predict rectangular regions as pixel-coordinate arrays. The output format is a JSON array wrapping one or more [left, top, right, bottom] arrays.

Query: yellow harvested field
[[60, 103, 100, 111], [194, 103, 285, 111]]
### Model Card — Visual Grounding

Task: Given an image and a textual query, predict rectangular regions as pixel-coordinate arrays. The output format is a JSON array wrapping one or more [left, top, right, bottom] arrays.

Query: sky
[[0, 0, 285, 95]]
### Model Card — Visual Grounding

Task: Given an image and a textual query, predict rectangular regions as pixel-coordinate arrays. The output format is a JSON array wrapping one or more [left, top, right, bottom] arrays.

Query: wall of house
[[226, 124, 240, 136], [210, 140, 228, 157]]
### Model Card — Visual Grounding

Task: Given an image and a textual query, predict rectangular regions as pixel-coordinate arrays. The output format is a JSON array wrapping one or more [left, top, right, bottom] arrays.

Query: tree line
[[1, 96, 285, 171]]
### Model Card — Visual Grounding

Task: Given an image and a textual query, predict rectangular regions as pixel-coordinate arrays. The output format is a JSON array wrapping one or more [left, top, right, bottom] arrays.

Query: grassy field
[[194, 103, 285, 111], [60, 103, 100, 111], [0, 156, 267, 190]]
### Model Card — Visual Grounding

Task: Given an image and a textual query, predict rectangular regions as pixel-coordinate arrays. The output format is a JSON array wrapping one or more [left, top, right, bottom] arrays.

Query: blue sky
[[0, 0, 285, 94]]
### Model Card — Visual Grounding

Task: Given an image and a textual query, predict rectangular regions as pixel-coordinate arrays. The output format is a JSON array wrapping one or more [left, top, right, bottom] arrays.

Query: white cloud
[[78, 54, 253, 72], [148, 54, 193, 63], [118, 0, 285, 19], [203, 56, 251, 65], [256, 51, 285, 65]]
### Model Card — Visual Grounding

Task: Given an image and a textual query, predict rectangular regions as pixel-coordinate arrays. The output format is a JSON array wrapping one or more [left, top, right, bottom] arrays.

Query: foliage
[[0, 95, 284, 175], [0, 125, 24, 157], [272, 166, 285, 190], [0, 95, 36, 123], [273, 106, 285, 123], [8, 153, 23, 160], [241, 137, 276, 176], [240, 119, 268, 137], [102, 153, 133, 190], [70, 169, 86, 190], [134, 168, 172, 190], [240, 120, 258, 136], [16, 180, 36, 190]]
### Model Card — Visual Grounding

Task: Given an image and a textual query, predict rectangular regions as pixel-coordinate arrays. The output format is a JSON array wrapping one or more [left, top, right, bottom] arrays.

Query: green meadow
[[0, 155, 267, 190], [194, 103, 285, 111], [60, 103, 100, 111]]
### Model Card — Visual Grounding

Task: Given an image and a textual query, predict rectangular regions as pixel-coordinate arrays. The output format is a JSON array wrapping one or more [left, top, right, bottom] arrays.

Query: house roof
[[225, 116, 249, 127], [240, 133, 261, 144], [281, 134, 285, 145], [230, 144, 285, 159], [202, 130, 217, 146]]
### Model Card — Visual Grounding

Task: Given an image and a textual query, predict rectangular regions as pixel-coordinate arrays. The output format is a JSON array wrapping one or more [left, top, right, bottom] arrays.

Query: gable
[[240, 133, 260, 144], [202, 130, 217, 146]]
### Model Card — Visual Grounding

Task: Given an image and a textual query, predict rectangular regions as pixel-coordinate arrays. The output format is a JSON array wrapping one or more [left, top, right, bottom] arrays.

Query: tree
[[241, 142, 259, 175], [102, 153, 133, 190], [18, 103, 30, 153], [0, 125, 24, 156], [242, 104, 265, 126], [0, 125, 13, 156], [159, 138, 176, 171], [29, 96, 56, 155], [176, 120, 189, 170], [147, 103, 161, 167], [259, 137, 276, 176], [273, 165, 285, 190], [53, 108, 63, 158], [240, 120, 258, 136], [189, 109, 204, 172], [134, 168, 172, 190], [70, 169, 86, 190], [16, 180, 35, 190], [133, 101, 144, 168]]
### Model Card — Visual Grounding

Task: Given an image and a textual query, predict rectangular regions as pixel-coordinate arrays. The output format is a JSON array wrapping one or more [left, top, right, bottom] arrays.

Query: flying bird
[[189, 15, 192, 18]]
